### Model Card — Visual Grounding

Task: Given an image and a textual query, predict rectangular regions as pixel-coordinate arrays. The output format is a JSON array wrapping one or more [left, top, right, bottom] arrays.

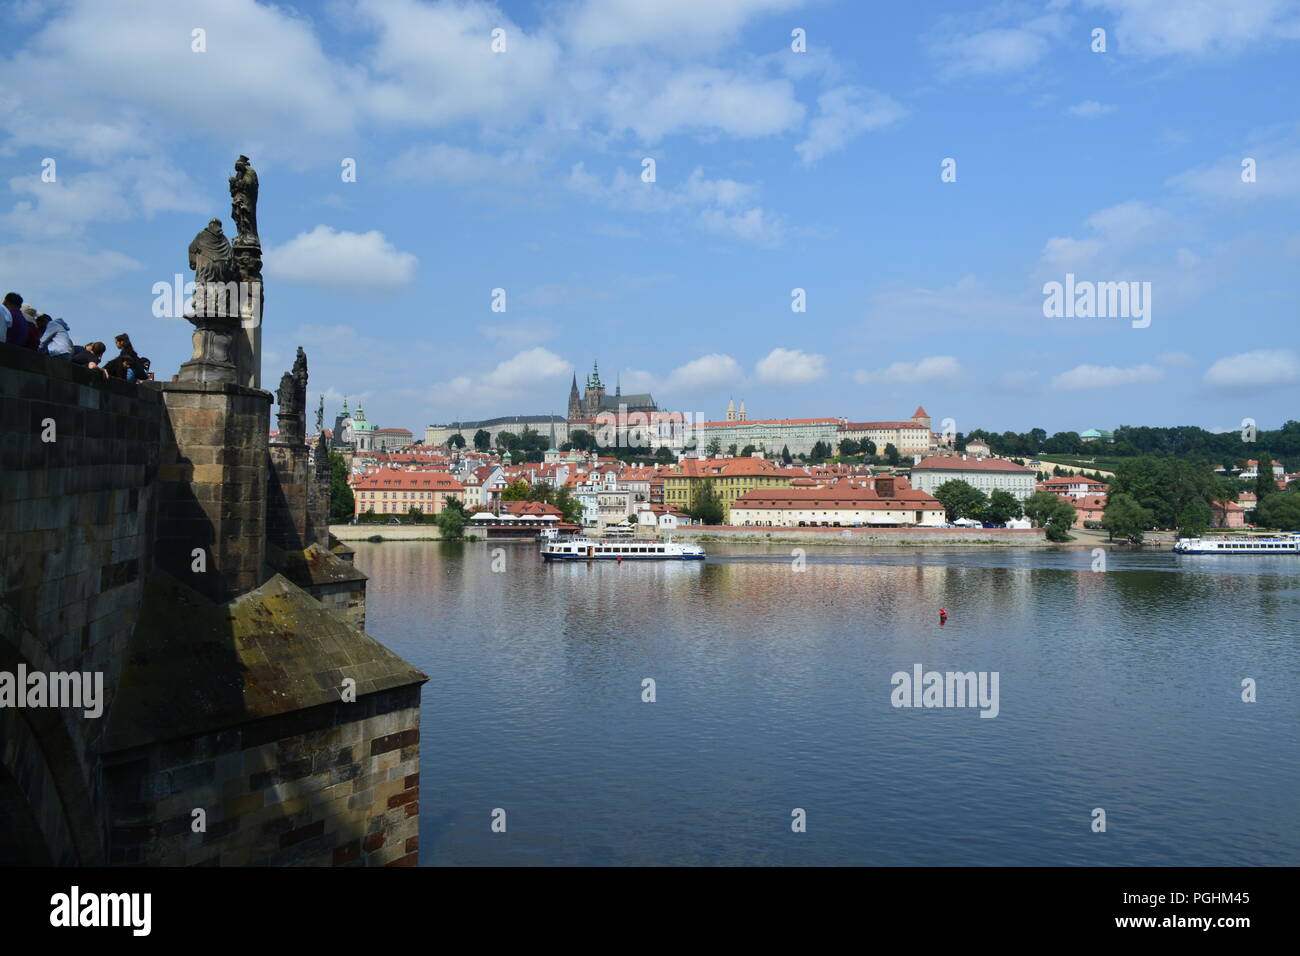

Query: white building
[[909, 455, 1037, 501]]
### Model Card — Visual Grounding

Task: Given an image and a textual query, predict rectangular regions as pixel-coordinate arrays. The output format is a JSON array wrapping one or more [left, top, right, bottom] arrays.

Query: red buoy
[[939, 608, 948, 625]]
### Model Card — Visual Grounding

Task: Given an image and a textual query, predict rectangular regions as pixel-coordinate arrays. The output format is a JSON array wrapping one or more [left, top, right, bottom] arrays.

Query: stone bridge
[[0, 344, 426, 866]]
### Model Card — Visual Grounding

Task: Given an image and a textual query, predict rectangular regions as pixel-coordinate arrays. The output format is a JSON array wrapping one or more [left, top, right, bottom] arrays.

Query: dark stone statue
[[187, 218, 235, 317], [229, 155, 259, 241], [275, 346, 309, 445]]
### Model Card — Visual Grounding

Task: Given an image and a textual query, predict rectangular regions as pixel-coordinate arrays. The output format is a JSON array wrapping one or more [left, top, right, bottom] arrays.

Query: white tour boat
[[1173, 534, 1299, 555], [540, 537, 705, 561]]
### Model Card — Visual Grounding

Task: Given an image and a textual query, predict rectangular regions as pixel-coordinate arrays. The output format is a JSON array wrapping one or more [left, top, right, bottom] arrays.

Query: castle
[[567, 361, 658, 424]]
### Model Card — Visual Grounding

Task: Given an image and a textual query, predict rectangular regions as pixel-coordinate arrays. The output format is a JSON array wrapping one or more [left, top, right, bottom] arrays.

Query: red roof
[[732, 486, 943, 511], [913, 406, 928, 418], [353, 468, 464, 491]]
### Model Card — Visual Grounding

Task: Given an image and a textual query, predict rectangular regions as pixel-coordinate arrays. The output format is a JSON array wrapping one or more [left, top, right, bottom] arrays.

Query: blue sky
[[2, 0, 1297, 437]]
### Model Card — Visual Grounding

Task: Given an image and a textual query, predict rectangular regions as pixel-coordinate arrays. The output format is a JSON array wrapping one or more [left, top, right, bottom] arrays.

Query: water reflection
[[354, 541, 1300, 866]]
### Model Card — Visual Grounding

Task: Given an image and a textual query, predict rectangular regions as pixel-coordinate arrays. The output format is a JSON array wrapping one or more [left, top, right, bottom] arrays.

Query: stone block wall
[[104, 687, 421, 866], [156, 381, 271, 602], [0, 344, 164, 864], [267, 442, 310, 551]]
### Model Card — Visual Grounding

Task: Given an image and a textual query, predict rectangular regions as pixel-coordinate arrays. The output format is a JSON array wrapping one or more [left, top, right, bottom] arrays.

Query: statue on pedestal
[[275, 347, 309, 445], [179, 219, 240, 383], [229, 155, 259, 242]]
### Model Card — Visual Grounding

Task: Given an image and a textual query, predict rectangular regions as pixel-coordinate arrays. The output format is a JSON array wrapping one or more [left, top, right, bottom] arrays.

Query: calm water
[[353, 542, 1300, 866]]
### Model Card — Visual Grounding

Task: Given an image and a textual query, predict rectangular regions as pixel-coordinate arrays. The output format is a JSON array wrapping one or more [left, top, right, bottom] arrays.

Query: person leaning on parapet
[[20, 304, 42, 349], [38, 314, 74, 358], [104, 333, 145, 382], [4, 292, 31, 347], [70, 340, 107, 376]]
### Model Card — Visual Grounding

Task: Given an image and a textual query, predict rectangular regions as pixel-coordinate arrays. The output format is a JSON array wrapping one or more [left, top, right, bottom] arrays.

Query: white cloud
[[603, 66, 805, 142], [667, 353, 743, 390], [563, 0, 806, 54], [929, 14, 1069, 79], [432, 348, 573, 408], [755, 347, 826, 385], [795, 86, 905, 165], [1066, 100, 1116, 118], [569, 162, 785, 245], [1156, 350, 1195, 368], [854, 356, 964, 386], [1203, 349, 1300, 390], [1081, 0, 1300, 57], [264, 226, 418, 291], [1050, 363, 1164, 390], [1168, 142, 1300, 200]]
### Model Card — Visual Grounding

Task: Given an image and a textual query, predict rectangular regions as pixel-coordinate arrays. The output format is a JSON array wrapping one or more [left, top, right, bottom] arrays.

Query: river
[[352, 541, 1300, 866]]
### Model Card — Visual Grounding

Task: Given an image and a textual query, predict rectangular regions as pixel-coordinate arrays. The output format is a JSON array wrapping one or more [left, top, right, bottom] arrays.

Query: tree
[[473, 429, 491, 451], [884, 443, 900, 466], [1102, 493, 1152, 544], [1176, 501, 1212, 538], [500, 479, 532, 501], [705, 438, 722, 457], [1043, 498, 1076, 541], [838, 438, 860, 457], [741, 444, 757, 457], [1255, 452, 1278, 501], [407, 506, 425, 524], [933, 479, 989, 522], [328, 450, 354, 520], [983, 489, 1024, 526], [448, 433, 466, 449], [1024, 491, 1076, 540], [551, 486, 583, 523], [689, 479, 725, 525], [655, 446, 675, 464], [435, 496, 468, 539], [726, 443, 738, 457], [860, 440, 877, 458], [569, 428, 597, 452], [781, 445, 793, 465], [1212, 478, 1238, 528], [1256, 486, 1300, 531]]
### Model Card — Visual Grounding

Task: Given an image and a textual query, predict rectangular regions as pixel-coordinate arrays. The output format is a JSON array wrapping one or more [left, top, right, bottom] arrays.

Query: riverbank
[[331, 523, 1175, 549]]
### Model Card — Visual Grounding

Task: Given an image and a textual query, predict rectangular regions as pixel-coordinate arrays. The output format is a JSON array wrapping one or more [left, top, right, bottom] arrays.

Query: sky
[[2, 0, 1298, 438]]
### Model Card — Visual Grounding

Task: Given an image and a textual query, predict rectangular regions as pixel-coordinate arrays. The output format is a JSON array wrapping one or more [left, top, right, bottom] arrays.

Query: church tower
[[584, 360, 605, 418], [739, 400, 747, 421], [726, 399, 736, 421], [567, 373, 582, 420]]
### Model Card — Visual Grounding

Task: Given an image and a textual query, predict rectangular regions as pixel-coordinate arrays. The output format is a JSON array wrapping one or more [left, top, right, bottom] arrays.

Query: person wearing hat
[[20, 303, 41, 349], [39, 313, 74, 358]]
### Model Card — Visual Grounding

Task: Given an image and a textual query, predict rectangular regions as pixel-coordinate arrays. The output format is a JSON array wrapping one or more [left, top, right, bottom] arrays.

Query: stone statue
[[275, 346, 309, 445], [187, 218, 235, 317], [229, 155, 259, 241]]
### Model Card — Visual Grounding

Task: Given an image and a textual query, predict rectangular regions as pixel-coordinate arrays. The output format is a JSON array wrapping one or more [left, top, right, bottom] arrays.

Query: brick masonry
[[0, 345, 426, 867]]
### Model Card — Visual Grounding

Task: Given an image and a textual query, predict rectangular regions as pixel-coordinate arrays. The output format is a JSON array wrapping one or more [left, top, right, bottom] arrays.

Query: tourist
[[108, 332, 144, 382], [4, 292, 29, 347], [39, 315, 74, 358], [20, 304, 42, 349], [70, 340, 107, 375], [138, 356, 154, 381]]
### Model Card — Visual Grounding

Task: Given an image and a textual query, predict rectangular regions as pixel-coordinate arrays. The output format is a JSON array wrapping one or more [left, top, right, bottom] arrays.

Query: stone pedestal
[[232, 237, 263, 389], [155, 381, 273, 602], [178, 314, 240, 385]]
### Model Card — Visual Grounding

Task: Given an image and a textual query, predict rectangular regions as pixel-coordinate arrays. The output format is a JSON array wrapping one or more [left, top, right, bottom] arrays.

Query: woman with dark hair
[[110, 333, 143, 382]]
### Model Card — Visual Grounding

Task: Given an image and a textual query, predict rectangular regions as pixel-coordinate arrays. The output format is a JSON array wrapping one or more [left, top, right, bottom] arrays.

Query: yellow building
[[663, 457, 792, 523]]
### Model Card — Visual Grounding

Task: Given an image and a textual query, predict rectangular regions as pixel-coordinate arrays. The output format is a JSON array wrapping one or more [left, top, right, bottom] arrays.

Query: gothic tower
[[584, 360, 605, 418], [567, 373, 582, 420]]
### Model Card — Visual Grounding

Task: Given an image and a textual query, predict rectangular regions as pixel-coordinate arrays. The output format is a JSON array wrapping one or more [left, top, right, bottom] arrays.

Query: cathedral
[[567, 361, 659, 423]]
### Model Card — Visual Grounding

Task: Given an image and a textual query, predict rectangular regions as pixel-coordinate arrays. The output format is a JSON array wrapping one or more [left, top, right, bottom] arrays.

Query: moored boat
[[1173, 534, 1299, 554], [541, 537, 705, 561]]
